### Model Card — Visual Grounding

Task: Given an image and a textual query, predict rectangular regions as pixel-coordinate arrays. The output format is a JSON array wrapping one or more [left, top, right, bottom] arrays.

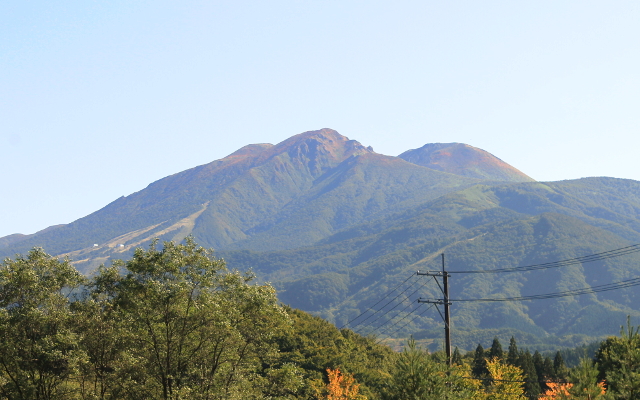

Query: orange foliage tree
[[539, 382, 573, 399], [538, 358, 609, 400], [539, 381, 607, 399], [321, 368, 367, 400]]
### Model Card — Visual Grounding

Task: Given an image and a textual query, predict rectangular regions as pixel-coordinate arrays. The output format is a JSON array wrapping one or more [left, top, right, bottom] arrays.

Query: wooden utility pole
[[417, 253, 452, 365], [442, 253, 451, 365]]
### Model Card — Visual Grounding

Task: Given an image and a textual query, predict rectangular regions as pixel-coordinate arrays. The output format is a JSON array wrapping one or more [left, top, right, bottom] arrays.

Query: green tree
[[472, 344, 489, 381], [595, 318, 640, 400], [385, 337, 479, 400], [533, 351, 554, 393], [72, 270, 148, 400], [452, 347, 463, 366], [489, 338, 504, 361], [518, 350, 540, 400], [554, 351, 568, 380], [0, 248, 85, 400], [507, 337, 519, 367], [89, 238, 291, 400], [563, 358, 611, 400], [543, 356, 555, 376]]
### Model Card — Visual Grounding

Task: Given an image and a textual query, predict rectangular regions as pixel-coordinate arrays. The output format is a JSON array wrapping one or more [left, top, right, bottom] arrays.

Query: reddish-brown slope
[[398, 143, 534, 182]]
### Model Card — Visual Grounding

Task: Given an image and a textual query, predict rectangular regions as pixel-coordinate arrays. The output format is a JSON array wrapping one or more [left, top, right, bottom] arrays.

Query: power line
[[372, 300, 431, 336], [339, 273, 416, 329], [354, 276, 432, 334], [362, 244, 640, 345], [450, 243, 640, 274], [370, 299, 418, 336], [450, 276, 640, 302], [376, 303, 436, 344], [349, 276, 421, 330]]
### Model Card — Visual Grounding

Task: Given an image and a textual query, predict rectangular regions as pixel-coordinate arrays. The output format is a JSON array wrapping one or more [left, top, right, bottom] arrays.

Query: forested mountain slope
[[219, 178, 640, 348], [2, 129, 640, 347]]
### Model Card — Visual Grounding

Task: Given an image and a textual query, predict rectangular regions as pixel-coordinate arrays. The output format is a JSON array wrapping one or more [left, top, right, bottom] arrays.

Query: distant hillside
[[219, 178, 640, 349], [2, 129, 640, 349], [399, 143, 534, 182]]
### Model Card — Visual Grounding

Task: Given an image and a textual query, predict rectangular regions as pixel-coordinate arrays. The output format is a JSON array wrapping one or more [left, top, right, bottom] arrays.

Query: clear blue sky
[[2, 1, 639, 238]]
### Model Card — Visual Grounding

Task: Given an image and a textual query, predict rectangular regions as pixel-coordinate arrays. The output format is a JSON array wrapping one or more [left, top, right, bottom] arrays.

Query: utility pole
[[417, 253, 452, 365], [442, 253, 451, 366]]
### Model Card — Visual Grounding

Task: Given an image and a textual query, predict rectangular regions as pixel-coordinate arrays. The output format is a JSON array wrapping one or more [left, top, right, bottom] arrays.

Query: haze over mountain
[[3, 128, 640, 350]]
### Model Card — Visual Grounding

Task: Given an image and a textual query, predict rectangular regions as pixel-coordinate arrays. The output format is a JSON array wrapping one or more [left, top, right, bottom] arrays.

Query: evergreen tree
[[518, 350, 541, 400], [565, 358, 611, 400], [533, 351, 543, 377], [595, 317, 640, 400], [507, 336, 519, 366], [554, 351, 568, 380], [386, 337, 477, 400], [472, 344, 489, 381], [452, 347, 463, 366], [489, 337, 504, 361], [542, 357, 555, 381], [533, 351, 552, 393]]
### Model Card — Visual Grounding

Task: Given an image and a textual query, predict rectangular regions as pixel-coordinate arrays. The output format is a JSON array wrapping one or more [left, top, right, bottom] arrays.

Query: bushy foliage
[[0, 240, 397, 400], [0, 241, 296, 399]]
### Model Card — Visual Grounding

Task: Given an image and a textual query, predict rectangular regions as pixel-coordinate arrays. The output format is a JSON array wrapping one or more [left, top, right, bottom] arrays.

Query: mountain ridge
[[0, 129, 501, 259]]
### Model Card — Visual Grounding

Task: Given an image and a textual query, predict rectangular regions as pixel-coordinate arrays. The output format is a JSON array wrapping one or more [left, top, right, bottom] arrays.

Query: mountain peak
[[275, 128, 372, 156], [252, 128, 373, 174], [398, 142, 534, 182]]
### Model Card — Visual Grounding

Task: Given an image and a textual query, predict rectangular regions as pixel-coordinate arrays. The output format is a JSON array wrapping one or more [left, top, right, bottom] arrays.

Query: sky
[[1, 1, 639, 238]]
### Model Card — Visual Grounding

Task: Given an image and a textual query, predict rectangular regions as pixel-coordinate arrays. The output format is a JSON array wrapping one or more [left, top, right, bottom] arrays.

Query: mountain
[[399, 143, 534, 182], [2, 128, 640, 350], [0, 129, 479, 270]]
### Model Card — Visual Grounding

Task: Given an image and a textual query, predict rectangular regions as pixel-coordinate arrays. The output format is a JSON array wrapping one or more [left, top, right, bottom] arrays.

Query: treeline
[[392, 330, 639, 400], [1, 239, 639, 399], [0, 239, 395, 400], [467, 337, 570, 398]]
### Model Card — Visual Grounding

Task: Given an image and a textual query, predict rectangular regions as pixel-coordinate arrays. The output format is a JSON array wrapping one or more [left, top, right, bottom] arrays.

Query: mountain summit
[[399, 143, 534, 182]]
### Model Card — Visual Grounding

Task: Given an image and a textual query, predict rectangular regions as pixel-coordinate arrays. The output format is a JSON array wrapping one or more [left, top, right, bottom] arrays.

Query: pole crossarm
[[417, 271, 449, 277], [417, 299, 452, 305]]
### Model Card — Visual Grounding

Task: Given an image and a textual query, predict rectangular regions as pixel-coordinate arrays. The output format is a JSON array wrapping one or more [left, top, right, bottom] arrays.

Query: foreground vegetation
[[0, 239, 638, 399]]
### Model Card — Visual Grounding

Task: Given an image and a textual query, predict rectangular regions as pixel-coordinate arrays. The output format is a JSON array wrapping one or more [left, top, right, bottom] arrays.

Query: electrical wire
[[354, 276, 433, 334], [450, 243, 640, 274], [375, 303, 436, 343], [350, 244, 640, 343], [451, 276, 640, 302], [372, 299, 418, 336], [339, 273, 416, 329], [349, 276, 422, 330]]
